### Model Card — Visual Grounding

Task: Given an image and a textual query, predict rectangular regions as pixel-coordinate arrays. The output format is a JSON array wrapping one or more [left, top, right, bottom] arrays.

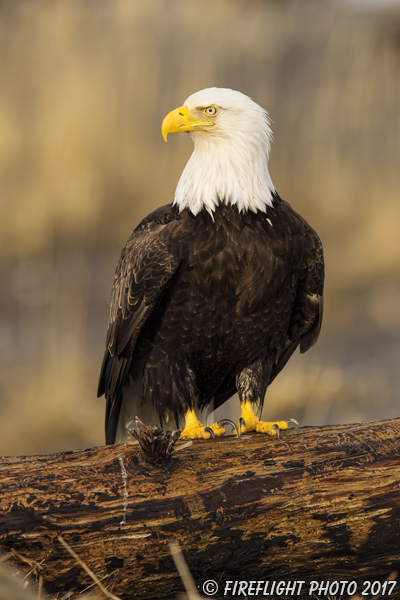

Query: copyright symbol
[[203, 580, 218, 595]]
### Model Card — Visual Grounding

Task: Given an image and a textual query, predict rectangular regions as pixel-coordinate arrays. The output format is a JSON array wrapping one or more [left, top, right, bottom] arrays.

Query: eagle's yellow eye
[[204, 106, 217, 116]]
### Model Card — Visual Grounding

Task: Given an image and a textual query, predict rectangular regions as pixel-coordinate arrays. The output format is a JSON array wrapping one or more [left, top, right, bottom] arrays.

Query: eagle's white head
[[162, 87, 275, 216]]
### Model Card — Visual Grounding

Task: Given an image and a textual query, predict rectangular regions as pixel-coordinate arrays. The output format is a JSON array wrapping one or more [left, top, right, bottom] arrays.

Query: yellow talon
[[238, 401, 291, 436], [180, 409, 226, 439]]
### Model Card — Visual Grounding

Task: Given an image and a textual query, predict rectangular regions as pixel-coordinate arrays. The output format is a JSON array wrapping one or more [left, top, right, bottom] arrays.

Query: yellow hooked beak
[[162, 106, 214, 141]]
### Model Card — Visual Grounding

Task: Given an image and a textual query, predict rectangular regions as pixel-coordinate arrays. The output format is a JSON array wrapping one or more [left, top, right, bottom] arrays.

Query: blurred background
[[0, 0, 399, 456]]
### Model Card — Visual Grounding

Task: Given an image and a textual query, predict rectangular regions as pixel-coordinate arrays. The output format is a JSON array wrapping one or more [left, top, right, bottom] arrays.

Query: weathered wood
[[1, 419, 400, 599]]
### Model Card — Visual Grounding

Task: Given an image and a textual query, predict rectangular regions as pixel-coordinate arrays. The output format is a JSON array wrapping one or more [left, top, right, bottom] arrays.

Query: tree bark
[[1, 419, 400, 600]]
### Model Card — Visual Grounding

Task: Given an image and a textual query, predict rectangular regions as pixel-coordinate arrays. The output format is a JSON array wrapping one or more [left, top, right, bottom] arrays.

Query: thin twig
[[37, 575, 43, 600], [169, 539, 201, 600], [174, 441, 193, 452], [57, 536, 121, 600], [80, 569, 118, 595]]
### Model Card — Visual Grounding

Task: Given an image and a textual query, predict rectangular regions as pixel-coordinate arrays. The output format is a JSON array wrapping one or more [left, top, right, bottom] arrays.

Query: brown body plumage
[[98, 195, 323, 444]]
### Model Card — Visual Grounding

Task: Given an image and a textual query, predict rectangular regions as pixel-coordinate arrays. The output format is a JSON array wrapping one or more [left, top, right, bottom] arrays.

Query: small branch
[[131, 417, 181, 464], [57, 536, 121, 600], [170, 540, 202, 600]]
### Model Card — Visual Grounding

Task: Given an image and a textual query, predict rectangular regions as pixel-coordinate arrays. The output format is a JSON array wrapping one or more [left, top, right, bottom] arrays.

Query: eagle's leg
[[175, 360, 227, 440], [236, 364, 297, 436], [180, 409, 227, 440]]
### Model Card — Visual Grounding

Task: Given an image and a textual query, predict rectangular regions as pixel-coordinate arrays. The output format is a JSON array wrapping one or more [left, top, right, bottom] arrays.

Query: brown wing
[[269, 197, 324, 383], [98, 205, 181, 443]]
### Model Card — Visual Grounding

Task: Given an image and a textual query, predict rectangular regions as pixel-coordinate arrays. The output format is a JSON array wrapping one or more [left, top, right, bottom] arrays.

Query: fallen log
[[1, 419, 400, 599]]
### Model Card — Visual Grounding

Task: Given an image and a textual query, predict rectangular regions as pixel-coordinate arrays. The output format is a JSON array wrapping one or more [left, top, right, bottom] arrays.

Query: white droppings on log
[[118, 455, 128, 526]]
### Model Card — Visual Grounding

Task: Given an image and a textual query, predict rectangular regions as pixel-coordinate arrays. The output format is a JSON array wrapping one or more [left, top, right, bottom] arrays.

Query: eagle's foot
[[238, 401, 298, 436], [180, 409, 226, 440]]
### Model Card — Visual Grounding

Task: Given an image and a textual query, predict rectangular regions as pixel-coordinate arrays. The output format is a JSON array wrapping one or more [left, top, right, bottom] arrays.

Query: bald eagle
[[98, 88, 324, 445]]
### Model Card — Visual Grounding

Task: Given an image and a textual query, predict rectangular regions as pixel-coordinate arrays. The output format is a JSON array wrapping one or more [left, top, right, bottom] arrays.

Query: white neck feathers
[[173, 95, 275, 216]]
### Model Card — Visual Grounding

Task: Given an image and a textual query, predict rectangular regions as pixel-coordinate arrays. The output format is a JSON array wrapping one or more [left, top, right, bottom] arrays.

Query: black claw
[[271, 423, 280, 438], [204, 426, 215, 441], [238, 417, 246, 436], [217, 419, 240, 437]]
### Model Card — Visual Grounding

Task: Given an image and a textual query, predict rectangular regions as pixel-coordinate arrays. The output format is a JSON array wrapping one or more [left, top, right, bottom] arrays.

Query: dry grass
[[2, 544, 396, 600], [0, 0, 399, 455]]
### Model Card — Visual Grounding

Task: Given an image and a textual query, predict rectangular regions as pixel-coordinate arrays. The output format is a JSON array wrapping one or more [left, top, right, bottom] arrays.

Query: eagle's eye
[[204, 106, 217, 116]]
